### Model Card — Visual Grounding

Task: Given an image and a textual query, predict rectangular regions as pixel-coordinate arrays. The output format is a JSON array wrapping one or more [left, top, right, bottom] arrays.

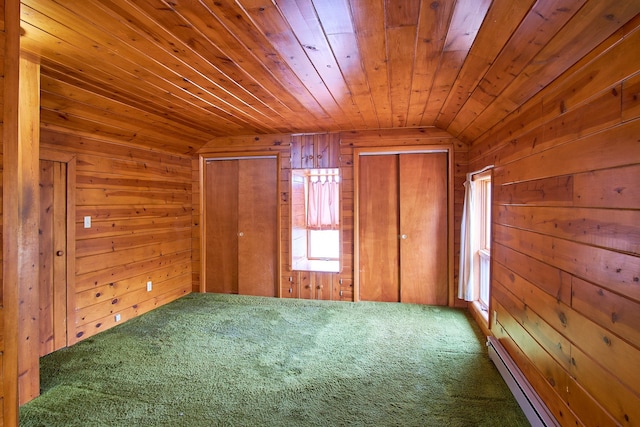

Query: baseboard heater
[[487, 336, 559, 427]]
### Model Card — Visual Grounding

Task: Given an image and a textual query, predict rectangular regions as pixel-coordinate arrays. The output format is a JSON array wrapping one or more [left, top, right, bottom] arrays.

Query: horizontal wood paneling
[[41, 130, 192, 346], [470, 20, 640, 427]]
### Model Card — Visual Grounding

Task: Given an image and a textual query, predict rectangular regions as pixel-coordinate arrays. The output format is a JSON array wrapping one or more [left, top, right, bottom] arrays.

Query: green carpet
[[20, 293, 529, 426]]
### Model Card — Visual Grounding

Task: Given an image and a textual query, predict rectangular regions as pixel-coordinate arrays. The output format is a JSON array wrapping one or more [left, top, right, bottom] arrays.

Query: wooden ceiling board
[[349, 0, 391, 129], [17, 0, 640, 154], [204, 0, 339, 126], [405, 0, 456, 128], [40, 76, 214, 150], [273, 0, 367, 129], [435, 0, 537, 129], [420, 0, 492, 125], [89, 0, 285, 134], [239, 1, 352, 127], [97, 0, 288, 132], [21, 1, 258, 135], [147, 0, 320, 133], [446, 0, 587, 138]]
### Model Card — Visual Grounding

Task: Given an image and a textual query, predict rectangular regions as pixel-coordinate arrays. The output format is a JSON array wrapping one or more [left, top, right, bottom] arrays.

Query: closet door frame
[[353, 145, 454, 306], [199, 152, 282, 297]]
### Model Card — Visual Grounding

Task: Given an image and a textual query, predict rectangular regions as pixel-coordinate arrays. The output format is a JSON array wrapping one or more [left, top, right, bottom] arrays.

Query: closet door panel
[[399, 153, 448, 305], [205, 160, 239, 294], [358, 155, 400, 302], [238, 158, 277, 297]]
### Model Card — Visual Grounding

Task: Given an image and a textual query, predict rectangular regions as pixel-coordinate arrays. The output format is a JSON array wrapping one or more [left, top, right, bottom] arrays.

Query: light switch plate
[[84, 216, 91, 228]]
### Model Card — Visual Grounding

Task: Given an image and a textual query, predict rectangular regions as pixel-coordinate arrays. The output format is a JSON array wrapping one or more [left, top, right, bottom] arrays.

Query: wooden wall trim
[[2, 0, 20, 421], [3, 48, 42, 416], [39, 149, 77, 354]]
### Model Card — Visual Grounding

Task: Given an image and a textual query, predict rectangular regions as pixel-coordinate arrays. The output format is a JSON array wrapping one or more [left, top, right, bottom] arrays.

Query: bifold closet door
[[398, 153, 448, 305], [206, 160, 239, 294], [358, 152, 448, 305], [237, 158, 277, 297], [205, 158, 277, 297], [359, 155, 400, 302]]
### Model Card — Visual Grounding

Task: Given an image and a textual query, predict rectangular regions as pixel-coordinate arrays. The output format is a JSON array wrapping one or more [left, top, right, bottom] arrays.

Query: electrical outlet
[[84, 216, 91, 228], [114, 313, 121, 322], [147, 281, 152, 292]]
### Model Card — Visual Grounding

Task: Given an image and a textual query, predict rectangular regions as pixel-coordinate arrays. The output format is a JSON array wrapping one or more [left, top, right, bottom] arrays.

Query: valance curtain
[[307, 174, 339, 230]]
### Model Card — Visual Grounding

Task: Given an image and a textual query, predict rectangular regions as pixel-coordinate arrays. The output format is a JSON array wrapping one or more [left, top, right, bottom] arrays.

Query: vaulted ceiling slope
[[20, 0, 640, 154]]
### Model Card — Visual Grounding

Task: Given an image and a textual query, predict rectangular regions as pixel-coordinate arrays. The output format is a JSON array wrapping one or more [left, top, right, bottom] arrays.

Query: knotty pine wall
[[197, 128, 468, 305], [469, 17, 640, 427], [40, 129, 192, 346]]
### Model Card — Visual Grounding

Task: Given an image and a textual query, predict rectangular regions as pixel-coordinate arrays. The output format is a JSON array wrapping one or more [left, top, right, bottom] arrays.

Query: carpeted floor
[[20, 293, 530, 426]]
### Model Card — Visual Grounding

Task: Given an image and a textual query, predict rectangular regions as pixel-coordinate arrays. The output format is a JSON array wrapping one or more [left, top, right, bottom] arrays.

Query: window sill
[[469, 300, 490, 337], [292, 259, 340, 273]]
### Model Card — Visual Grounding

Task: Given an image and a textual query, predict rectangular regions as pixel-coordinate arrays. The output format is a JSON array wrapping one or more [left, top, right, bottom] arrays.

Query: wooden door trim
[[199, 152, 282, 297], [39, 148, 77, 347], [40, 147, 77, 346], [353, 145, 454, 306]]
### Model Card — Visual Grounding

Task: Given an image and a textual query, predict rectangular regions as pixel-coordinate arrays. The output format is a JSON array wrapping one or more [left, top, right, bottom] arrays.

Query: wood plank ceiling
[[19, 0, 640, 154]]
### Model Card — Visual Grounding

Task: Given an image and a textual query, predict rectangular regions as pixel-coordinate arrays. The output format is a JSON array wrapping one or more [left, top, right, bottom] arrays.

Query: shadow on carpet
[[20, 293, 530, 426]]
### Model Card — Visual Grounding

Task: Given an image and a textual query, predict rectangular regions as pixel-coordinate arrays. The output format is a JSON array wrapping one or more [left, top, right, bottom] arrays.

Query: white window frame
[[474, 172, 492, 311]]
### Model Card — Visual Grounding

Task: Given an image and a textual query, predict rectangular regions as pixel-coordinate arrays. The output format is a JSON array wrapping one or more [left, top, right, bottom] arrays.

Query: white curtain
[[307, 174, 339, 230], [458, 172, 477, 301]]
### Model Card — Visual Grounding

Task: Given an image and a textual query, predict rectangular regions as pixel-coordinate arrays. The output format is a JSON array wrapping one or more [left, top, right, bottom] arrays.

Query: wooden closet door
[[205, 160, 239, 294], [358, 155, 400, 302], [39, 160, 68, 356], [237, 158, 277, 297], [399, 153, 448, 305]]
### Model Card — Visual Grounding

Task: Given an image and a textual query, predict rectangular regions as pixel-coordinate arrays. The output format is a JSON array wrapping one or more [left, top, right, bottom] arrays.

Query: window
[[475, 173, 491, 310], [290, 168, 341, 272], [458, 167, 492, 320]]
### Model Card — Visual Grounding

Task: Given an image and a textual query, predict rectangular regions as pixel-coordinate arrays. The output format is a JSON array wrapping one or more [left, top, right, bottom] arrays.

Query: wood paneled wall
[[198, 128, 467, 305], [469, 17, 640, 427], [40, 129, 192, 346]]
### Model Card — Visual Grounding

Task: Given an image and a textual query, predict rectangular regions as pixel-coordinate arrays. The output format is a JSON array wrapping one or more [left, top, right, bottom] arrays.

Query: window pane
[[309, 230, 339, 259], [484, 180, 491, 250]]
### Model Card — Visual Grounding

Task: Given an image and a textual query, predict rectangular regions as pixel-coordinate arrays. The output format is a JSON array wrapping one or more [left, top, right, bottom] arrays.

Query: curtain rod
[[469, 165, 494, 177]]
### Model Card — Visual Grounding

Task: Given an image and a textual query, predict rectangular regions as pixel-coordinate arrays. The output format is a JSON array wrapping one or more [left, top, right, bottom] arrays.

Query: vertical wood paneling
[[191, 158, 200, 292], [15, 56, 40, 405], [1, 0, 12, 422], [470, 20, 640, 426]]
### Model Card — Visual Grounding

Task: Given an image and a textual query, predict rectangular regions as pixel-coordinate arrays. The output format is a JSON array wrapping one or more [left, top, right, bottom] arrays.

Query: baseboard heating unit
[[487, 336, 559, 427]]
